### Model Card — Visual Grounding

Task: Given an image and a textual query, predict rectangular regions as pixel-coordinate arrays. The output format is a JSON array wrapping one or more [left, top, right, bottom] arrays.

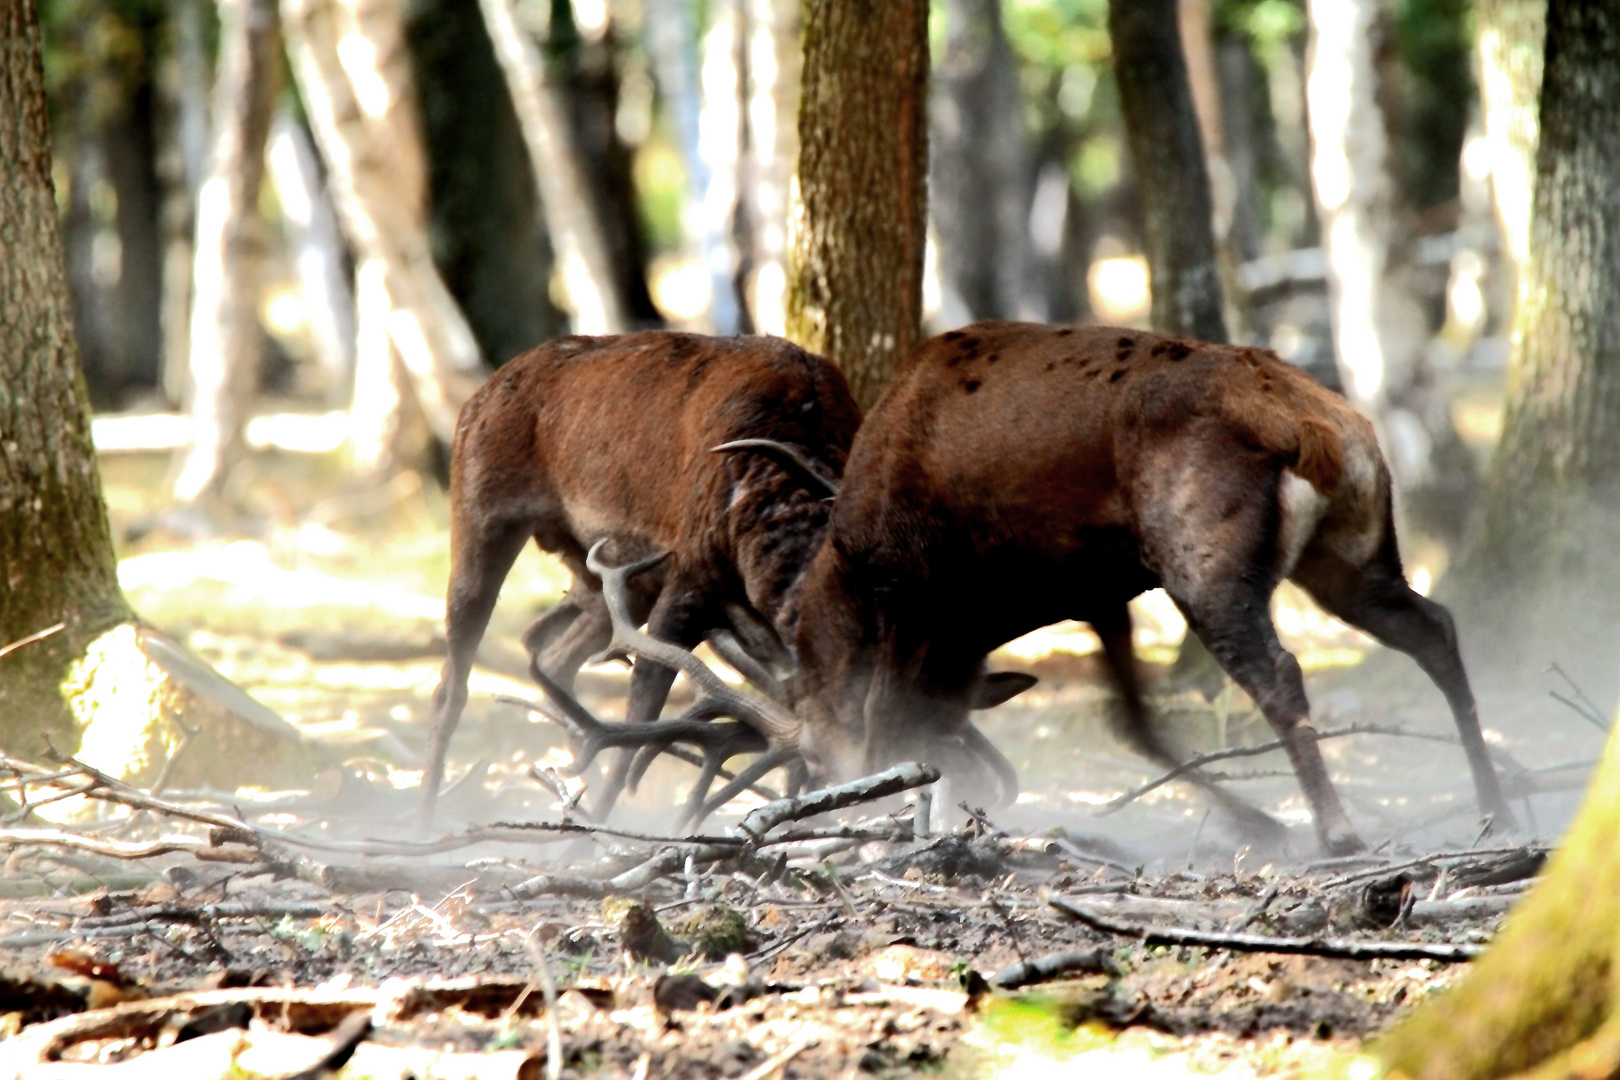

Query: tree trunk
[[1107, 0, 1227, 343], [698, 0, 750, 334], [0, 0, 133, 745], [282, 0, 485, 474], [169, 0, 281, 506], [157, 0, 213, 408], [266, 110, 355, 405], [786, 0, 928, 411], [478, 0, 627, 335], [1375, 703, 1620, 1079], [932, 0, 1043, 326], [407, 0, 558, 367], [1304, 0, 1475, 535], [1475, 1, 1546, 303], [1454, 0, 1620, 670], [52, 2, 166, 409], [741, 0, 799, 336]]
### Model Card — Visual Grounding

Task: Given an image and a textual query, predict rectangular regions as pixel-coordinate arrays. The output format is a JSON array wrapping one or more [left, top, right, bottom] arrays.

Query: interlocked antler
[[515, 542, 806, 828]]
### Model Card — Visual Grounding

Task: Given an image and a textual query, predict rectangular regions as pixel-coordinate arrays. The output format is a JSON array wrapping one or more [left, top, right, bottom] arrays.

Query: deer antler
[[711, 439, 841, 500]]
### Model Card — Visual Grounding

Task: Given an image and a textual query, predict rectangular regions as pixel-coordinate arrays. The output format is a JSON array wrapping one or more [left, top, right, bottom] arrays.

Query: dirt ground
[[0, 448, 1604, 1077]]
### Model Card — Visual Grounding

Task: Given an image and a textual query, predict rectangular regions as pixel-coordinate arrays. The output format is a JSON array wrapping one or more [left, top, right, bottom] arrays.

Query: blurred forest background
[[24, 0, 1617, 751], [53, 0, 1496, 479]]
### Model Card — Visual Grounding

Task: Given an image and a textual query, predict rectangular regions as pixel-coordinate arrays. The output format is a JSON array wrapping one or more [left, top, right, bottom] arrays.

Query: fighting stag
[[421, 330, 1028, 829], [419, 332, 859, 829], [786, 321, 1515, 855]]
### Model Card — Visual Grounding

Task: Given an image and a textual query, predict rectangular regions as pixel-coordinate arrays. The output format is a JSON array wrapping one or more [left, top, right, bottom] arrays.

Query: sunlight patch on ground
[[120, 541, 446, 620]]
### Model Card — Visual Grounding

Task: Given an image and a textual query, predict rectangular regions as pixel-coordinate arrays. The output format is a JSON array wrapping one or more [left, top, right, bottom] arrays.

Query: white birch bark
[[479, 0, 627, 335], [1305, 0, 1436, 489], [741, 0, 799, 336], [266, 110, 355, 405], [171, 0, 280, 505], [281, 0, 484, 471]]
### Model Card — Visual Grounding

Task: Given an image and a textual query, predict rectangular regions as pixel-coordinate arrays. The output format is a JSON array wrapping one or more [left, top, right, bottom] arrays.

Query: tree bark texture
[[786, 0, 928, 411], [169, 0, 281, 505], [282, 0, 485, 473], [1108, 0, 1227, 343], [0, 0, 132, 740], [1376, 708, 1620, 1080], [932, 0, 1043, 326], [1458, 1, 1620, 639], [479, 0, 627, 336]]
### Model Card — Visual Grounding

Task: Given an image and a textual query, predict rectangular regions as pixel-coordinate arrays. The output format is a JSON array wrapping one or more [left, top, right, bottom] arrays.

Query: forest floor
[[0, 446, 1606, 1078]]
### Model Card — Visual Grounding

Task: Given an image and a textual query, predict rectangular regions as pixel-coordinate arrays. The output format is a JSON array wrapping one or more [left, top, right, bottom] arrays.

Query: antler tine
[[962, 721, 1021, 808], [586, 541, 801, 744], [711, 439, 840, 500], [706, 628, 789, 705], [496, 677, 766, 778], [687, 746, 800, 828]]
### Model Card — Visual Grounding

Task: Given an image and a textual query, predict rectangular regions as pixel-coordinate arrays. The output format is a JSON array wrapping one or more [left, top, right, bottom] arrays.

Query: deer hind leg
[[420, 519, 533, 830], [1149, 476, 1362, 854], [590, 577, 715, 821], [1292, 542, 1517, 830], [1091, 602, 1288, 848]]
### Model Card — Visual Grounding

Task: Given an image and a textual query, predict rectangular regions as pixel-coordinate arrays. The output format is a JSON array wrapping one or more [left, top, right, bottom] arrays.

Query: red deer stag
[[787, 321, 1515, 854], [419, 332, 861, 828]]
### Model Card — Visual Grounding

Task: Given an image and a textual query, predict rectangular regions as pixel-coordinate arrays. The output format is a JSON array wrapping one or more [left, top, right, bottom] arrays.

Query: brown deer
[[419, 331, 861, 828], [784, 321, 1516, 854]]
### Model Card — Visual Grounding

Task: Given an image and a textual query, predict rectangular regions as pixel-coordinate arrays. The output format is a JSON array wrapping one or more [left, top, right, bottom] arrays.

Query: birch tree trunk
[[741, 0, 799, 337], [0, 0, 132, 743], [479, 0, 627, 335], [266, 109, 355, 405], [282, 0, 485, 474], [170, 0, 281, 505], [1475, 1, 1546, 302], [157, 0, 213, 407], [1305, 0, 1475, 531], [932, 0, 1043, 325], [787, 0, 928, 410]]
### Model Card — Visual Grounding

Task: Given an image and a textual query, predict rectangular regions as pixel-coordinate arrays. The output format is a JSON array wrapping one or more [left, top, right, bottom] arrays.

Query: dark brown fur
[[421, 332, 861, 826], [791, 321, 1512, 853]]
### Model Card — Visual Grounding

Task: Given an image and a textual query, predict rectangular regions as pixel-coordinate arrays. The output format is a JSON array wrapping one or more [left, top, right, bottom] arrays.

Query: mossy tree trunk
[[1453, 0, 1620, 664], [0, 0, 133, 748], [1376, 710, 1620, 1080], [786, 0, 928, 412]]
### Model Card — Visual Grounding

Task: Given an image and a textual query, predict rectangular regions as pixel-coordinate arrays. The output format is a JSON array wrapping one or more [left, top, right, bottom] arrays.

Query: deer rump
[[792, 320, 1514, 854]]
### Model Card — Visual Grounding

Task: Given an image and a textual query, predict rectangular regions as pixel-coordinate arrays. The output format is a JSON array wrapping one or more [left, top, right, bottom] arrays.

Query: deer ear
[[972, 671, 1038, 710]]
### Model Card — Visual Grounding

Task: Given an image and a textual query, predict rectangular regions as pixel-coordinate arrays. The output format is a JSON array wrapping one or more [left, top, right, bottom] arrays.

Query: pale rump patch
[[1277, 469, 1329, 580]]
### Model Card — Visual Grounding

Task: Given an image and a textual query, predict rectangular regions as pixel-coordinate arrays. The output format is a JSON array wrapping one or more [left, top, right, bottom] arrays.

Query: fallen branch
[[0, 827, 259, 862], [1049, 894, 1483, 963], [737, 762, 941, 840], [990, 948, 1123, 989], [1099, 723, 1530, 816]]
